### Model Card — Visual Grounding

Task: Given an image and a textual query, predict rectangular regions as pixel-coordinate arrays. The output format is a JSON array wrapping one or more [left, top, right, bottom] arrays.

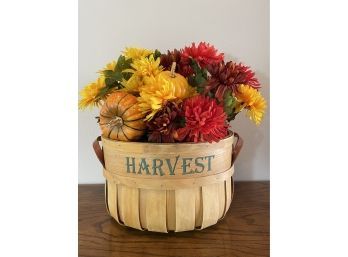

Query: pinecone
[[147, 101, 183, 143], [204, 61, 261, 101], [160, 50, 193, 77]]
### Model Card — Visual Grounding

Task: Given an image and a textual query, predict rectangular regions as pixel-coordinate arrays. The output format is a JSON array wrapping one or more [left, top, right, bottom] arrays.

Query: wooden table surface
[[79, 182, 269, 257]]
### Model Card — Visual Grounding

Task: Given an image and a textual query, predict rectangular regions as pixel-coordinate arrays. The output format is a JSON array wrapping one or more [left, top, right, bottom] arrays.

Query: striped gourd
[[99, 92, 146, 141]]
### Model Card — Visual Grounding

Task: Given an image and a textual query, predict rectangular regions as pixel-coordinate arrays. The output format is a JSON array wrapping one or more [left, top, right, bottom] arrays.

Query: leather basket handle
[[93, 136, 105, 168], [231, 132, 243, 166]]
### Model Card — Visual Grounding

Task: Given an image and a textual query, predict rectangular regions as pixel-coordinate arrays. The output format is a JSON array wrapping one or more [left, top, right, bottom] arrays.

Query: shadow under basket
[[93, 131, 243, 233]]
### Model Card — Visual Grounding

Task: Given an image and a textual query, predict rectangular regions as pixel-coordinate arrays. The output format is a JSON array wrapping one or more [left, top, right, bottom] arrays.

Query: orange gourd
[[99, 92, 146, 141]]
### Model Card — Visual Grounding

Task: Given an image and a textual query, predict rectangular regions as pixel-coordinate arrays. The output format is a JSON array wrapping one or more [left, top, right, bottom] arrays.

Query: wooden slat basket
[[93, 131, 243, 233]]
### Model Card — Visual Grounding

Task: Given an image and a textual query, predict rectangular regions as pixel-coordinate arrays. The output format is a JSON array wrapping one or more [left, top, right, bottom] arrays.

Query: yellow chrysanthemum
[[131, 54, 163, 78], [234, 84, 267, 125], [78, 77, 106, 109], [120, 75, 142, 94], [99, 60, 116, 73], [122, 55, 163, 93], [123, 47, 153, 60], [138, 76, 196, 120]]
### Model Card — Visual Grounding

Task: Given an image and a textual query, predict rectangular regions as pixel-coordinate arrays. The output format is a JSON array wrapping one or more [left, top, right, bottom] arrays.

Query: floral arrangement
[[79, 42, 266, 143]]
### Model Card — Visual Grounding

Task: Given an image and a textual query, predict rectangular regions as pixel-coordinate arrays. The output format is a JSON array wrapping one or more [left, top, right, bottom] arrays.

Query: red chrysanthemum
[[181, 42, 224, 68], [177, 95, 229, 143], [204, 61, 261, 101]]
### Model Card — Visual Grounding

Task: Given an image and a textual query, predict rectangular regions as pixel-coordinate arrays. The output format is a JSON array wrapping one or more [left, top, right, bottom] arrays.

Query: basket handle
[[231, 132, 243, 166], [93, 136, 105, 168]]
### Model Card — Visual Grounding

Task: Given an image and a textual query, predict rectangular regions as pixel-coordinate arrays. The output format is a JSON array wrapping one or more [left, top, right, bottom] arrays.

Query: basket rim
[[101, 130, 235, 146]]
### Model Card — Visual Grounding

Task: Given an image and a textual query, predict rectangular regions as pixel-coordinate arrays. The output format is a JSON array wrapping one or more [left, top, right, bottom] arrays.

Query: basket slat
[[144, 189, 167, 233], [195, 187, 203, 227], [117, 184, 125, 222], [139, 188, 147, 229], [226, 179, 232, 215], [175, 188, 196, 232], [218, 182, 226, 218], [107, 180, 119, 223], [122, 187, 142, 230], [201, 183, 220, 229], [166, 190, 176, 231], [104, 182, 110, 215], [224, 177, 232, 217]]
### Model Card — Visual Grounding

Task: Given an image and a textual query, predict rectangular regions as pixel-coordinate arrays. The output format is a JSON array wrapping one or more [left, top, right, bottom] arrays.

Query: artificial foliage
[[147, 101, 182, 143], [176, 95, 229, 143], [234, 84, 267, 125], [204, 61, 261, 101], [181, 42, 224, 68], [137, 70, 196, 120], [78, 77, 107, 109], [79, 42, 267, 143]]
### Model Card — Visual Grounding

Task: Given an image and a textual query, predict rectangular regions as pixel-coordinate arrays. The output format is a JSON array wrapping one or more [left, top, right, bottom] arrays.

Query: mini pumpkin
[[99, 92, 146, 141], [157, 62, 195, 98]]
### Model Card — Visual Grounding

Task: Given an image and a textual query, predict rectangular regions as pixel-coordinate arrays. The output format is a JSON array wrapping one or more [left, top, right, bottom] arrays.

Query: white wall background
[[78, 0, 269, 183]]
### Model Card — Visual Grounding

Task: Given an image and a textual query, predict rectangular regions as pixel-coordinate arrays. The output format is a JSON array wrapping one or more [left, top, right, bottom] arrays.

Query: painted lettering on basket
[[125, 155, 215, 176]]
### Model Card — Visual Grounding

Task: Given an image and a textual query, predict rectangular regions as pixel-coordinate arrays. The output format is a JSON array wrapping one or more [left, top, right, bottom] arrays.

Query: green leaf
[[102, 70, 114, 77], [105, 78, 116, 87], [208, 91, 215, 99], [122, 71, 133, 81], [116, 55, 132, 71], [223, 90, 238, 121], [103, 70, 123, 83], [104, 77, 123, 90], [202, 69, 208, 80], [153, 49, 162, 59], [188, 73, 207, 88], [111, 71, 123, 81], [101, 56, 134, 90], [96, 86, 111, 99], [188, 58, 209, 89], [196, 74, 206, 85], [190, 59, 200, 74], [178, 117, 186, 127]]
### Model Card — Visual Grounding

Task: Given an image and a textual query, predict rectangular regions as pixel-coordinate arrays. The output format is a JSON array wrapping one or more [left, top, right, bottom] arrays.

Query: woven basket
[[93, 131, 243, 233]]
